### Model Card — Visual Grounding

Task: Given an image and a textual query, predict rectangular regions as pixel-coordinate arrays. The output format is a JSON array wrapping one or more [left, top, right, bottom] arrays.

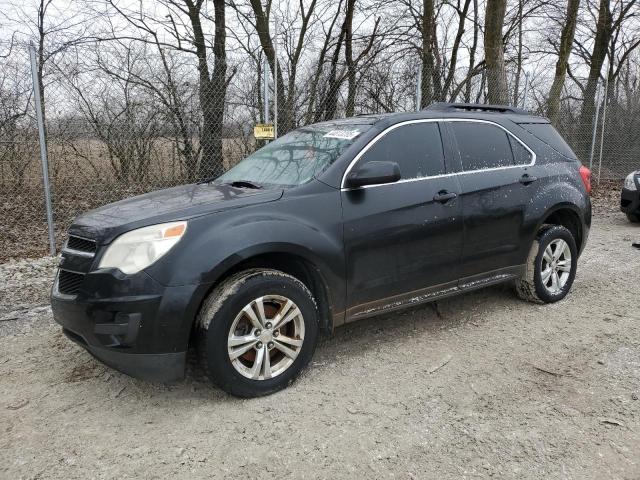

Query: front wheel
[[516, 225, 578, 303], [197, 269, 319, 398], [627, 213, 639, 223]]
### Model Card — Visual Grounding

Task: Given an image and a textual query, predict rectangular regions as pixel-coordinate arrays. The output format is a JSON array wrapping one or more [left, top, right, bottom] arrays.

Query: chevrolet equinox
[[51, 103, 592, 397]]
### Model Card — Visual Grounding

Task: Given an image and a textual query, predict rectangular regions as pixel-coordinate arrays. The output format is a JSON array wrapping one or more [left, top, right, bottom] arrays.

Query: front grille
[[66, 235, 97, 254], [58, 270, 85, 295]]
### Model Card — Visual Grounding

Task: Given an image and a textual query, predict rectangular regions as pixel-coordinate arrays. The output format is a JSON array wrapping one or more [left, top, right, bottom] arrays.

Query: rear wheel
[[627, 213, 640, 223], [516, 225, 578, 303], [197, 269, 319, 398]]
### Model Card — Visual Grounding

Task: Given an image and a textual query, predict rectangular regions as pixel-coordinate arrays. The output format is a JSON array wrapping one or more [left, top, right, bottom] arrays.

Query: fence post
[[273, 16, 278, 139], [596, 76, 609, 183], [415, 65, 422, 111], [588, 82, 602, 170], [29, 43, 56, 256], [263, 57, 269, 124]]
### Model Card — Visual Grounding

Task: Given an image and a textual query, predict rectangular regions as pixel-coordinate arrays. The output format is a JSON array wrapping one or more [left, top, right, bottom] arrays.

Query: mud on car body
[[51, 103, 592, 397]]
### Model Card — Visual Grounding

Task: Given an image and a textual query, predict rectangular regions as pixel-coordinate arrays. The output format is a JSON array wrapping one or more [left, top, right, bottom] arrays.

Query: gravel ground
[[1, 196, 639, 479]]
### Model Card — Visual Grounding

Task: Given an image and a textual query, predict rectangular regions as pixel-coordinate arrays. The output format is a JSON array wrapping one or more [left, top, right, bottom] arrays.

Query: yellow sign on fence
[[254, 123, 275, 140]]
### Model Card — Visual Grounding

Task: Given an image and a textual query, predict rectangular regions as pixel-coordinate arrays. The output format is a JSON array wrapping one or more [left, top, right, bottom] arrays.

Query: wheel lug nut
[[265, 322, 272, 329], [267, 342, 274, 349], [256, 342, 263, 349], [273, 330, 279, 337], [255, 329, 261, 336]]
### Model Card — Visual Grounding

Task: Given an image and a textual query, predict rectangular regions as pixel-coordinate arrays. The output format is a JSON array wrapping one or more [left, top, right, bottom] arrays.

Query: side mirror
[[345, 161, 401, 188]]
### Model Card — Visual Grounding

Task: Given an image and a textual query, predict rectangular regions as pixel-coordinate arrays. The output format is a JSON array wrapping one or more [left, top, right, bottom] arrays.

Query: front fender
[[144, 184, 345, 330]]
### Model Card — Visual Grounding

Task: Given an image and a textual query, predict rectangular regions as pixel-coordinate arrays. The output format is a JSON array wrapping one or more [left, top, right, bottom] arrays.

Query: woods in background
[[1, 0, 639, 187]]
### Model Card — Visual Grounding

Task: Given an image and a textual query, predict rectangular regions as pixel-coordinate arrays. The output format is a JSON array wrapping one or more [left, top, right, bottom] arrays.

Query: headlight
[[98, 221, 187, 274], [625, 172, 638, 191]]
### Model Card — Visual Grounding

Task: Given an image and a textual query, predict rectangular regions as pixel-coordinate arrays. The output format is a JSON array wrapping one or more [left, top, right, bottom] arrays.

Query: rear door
[[446, 120, 535, 280], [342, 121, 463, 318]]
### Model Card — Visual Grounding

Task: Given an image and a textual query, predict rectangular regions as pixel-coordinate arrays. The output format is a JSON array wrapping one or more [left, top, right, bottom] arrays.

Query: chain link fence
[[0, 38, 638, 261]]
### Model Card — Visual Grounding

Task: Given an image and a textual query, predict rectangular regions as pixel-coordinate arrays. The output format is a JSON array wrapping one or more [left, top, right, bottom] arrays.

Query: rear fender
[[525, 178, 590, 256]]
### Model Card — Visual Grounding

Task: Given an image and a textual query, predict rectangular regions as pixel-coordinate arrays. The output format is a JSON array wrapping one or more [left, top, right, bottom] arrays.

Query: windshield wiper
[[225, 180, 263, 189]]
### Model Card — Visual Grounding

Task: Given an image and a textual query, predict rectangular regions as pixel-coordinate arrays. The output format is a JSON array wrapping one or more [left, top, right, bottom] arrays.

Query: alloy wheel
[[541, 238, 572, 294], [227, 295, 305, 380]]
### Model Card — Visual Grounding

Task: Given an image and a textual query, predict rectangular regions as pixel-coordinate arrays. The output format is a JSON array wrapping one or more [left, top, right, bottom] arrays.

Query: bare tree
[[188, 0, 228, 178], [246, 0, 292, 134], [0, 46, 37, 188], [303, 0, 344, 123], [547, 0, 581, 124], [344, 0, 381, 116], [85, 40, 201, 181], [2, 0, 90, 124], [102, 0, 231, 178], [576, 0, 612, 157], [66, 48, 161, 184]]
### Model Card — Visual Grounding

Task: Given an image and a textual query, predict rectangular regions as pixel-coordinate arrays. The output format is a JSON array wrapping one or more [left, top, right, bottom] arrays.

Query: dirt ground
[[1, 195, 639, 479]]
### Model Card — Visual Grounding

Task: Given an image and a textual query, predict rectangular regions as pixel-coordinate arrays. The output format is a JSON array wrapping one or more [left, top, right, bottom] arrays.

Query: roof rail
[[424, 102, 529, 115]]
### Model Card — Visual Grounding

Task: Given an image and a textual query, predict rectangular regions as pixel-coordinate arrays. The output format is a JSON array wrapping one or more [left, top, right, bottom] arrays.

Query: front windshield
[[215, 123, 370, 187]]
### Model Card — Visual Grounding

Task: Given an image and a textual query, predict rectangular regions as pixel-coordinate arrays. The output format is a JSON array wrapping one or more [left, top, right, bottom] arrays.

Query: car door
[[446, 120, 535, 280], [341, 121, 463, 319]]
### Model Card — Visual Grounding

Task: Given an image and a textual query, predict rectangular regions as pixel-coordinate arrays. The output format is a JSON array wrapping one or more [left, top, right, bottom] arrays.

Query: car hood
[[68, 183, 284, 244]]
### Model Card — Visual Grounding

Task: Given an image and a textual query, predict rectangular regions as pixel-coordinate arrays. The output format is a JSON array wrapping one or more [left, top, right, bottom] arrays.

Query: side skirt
[[345, 265, 524, 322]]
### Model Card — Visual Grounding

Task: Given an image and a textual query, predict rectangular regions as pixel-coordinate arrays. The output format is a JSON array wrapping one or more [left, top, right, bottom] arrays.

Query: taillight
[[579, 165, 591, 195]]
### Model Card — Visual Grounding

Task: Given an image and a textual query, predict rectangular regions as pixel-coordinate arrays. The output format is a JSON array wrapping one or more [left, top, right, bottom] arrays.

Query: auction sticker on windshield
[[323, 130, 361, 140]]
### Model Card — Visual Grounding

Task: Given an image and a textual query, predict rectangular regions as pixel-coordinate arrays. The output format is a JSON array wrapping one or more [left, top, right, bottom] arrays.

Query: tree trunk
[[547, 0, 580, 124], [484, 0, 508, 104], [577, 0, 611, 159], [464, 0, 479, 102], [512, 0, 524, 106], [320, 18, 346, 121], [344, 0, 356, 116], [420, 0, 435, 107], [187, 0, 227, 179]]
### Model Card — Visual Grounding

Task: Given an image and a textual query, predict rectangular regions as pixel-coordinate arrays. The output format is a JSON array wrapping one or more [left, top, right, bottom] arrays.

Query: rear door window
[[450, 122, 515, 171], [360, 122, 446, 179]]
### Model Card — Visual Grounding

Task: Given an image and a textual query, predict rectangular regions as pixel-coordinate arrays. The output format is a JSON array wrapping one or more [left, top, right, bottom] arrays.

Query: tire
[[516, 225, 578, 304], [197, 268, 319, 398], [627, 213, 640, 223]]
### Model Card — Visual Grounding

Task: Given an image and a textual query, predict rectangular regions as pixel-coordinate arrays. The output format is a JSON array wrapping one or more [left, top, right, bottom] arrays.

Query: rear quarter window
[[520, 123, 576, 159], [508, 136, 533, 165]]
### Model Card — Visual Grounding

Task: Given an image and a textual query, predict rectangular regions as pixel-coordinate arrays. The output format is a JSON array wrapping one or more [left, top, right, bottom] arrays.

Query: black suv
[[51, 103, 592, 397]]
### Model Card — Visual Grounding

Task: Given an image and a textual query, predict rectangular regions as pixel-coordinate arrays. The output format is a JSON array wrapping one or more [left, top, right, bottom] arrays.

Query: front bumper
[[62, 327, 186, 382], [51, 268, 206, 383], [620, 187, 640, 214]]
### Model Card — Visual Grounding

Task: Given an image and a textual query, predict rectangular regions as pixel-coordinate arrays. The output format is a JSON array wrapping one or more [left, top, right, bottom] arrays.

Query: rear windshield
[[215, 123, 371, 187], [519, 123, 576, 159]]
